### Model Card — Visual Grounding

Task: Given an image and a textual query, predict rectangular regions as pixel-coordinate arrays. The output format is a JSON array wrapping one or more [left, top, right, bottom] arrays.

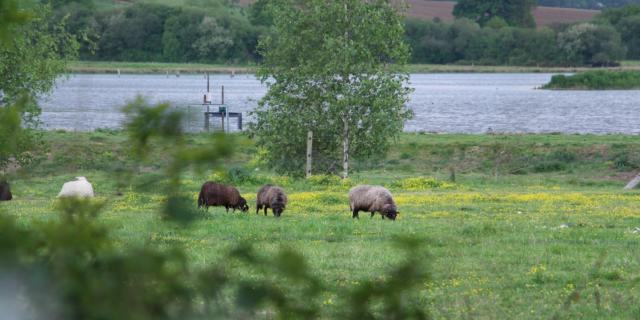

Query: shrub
[[611, 152, 640, 171], [226, 167, 262, 185], [399, 152, 413, 160], [532, 160, 567, 173], [390, 177, 455, 191], [307, 174, 343, 186]]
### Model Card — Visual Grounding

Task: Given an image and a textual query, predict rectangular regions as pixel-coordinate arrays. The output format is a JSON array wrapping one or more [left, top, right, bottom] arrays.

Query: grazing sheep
[[0, 181, 12, 201], [348, 185, 399, 220], [198, 182, 249, 212], [58, 177, 94, 198], [256, 184, 287, 217]]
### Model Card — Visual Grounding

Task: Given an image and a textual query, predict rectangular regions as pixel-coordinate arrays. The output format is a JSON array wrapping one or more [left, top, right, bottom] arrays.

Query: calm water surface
[[39, 73, 640, 134]]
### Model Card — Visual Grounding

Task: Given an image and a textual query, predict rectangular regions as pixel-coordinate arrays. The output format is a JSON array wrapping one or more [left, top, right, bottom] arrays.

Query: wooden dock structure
[[204, 110, 243, 131]]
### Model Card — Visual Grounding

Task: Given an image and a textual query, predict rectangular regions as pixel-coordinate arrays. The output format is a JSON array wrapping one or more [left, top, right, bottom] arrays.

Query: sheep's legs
[[264, 207, 268, 216], [256, 205, 261, 215], [225, 206, 229, 213], [352, 210, 359, 219], [370, 212, 375, 218]]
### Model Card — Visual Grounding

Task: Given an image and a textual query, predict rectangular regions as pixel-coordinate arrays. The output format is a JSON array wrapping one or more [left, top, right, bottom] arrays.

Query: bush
[[611, 152, 640, 171], [390, 177, 455, 191], [307, 174, 343, 186], [532, 160, 567, 173], [226, 167, 263, 185]]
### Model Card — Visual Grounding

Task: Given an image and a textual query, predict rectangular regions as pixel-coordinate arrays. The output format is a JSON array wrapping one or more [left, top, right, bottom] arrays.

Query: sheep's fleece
[[58, 177, 94, 198]]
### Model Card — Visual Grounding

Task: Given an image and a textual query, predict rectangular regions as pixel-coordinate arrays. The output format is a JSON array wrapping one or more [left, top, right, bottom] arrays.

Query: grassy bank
[[68, 60, 640, 74], [543, 70, 640, 90], [3, 131, 640, 318], [68, 61, 256, 74]]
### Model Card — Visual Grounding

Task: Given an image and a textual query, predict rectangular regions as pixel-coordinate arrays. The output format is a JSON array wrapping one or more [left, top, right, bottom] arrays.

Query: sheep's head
[[385, 211, 398, 220], [238, 197, 249, 212], [382, 204, 398, 221], [272, 203, 285, 217]]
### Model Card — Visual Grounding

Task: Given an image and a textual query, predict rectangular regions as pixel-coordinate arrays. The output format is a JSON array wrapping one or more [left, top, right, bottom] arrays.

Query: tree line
[[55, 0, 270, 63], [50, 0, 640, 67], [404, 18, 625, 66]]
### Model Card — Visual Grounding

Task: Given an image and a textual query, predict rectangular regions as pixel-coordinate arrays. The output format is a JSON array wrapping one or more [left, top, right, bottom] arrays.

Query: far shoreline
[[67, 60, 640, 75]]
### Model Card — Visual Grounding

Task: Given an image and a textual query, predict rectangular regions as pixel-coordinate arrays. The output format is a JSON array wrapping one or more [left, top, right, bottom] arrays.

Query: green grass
[[621, 60, 640, 67], [3, 131, 640, 318], [543, 70, 640, 90], [68, 61, 254, 74]]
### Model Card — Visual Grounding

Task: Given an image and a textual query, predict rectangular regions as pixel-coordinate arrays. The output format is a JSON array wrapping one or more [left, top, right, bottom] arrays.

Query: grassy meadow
[[2, 131, 640, 318]]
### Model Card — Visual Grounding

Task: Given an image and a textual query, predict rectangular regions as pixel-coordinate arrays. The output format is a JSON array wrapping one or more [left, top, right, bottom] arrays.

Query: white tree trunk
[[342, 118, 349, 179], [624, 174, 640, 190], [306, 130, 313, 178]]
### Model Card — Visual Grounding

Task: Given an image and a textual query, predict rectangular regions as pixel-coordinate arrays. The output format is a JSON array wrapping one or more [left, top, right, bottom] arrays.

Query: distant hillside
[[110, 0, 637, 10], [236, 0, 599, 26], [404, 1, 598, 26], [424, 0, 640, 10], [537, 0, 640, 9]]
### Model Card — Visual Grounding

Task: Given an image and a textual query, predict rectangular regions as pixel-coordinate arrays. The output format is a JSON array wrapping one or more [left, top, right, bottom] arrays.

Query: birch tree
[[250, 0, 412, 177]]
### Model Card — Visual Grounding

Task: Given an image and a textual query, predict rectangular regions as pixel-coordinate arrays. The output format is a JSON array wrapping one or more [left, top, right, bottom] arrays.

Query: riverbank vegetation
[[49, 0, 640, 67], [67, 60, 640, 74], [3, 130, 640, 318], [542, 70, 640, 89]]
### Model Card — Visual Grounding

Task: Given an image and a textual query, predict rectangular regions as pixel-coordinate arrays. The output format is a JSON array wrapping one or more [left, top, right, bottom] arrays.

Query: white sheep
[[58, 177, 94, 198], [348, 185, 399, 220]]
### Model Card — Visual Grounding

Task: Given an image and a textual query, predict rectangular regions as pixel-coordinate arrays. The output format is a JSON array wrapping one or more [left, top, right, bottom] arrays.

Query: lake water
[[39, 73, 640, 134]]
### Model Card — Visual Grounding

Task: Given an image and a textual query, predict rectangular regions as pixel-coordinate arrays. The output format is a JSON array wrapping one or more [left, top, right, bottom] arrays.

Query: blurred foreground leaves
[[0, 198, 431, 319]]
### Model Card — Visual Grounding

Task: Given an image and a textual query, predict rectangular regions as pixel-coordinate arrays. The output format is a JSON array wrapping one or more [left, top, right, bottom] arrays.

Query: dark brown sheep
[[256, 184, 287, 217], [198, 182, 249, 213], [0, 181, 12, 201]]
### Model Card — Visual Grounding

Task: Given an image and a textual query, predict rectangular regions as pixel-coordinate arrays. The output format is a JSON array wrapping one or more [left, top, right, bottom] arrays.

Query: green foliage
[[597, 5, 640, 59], [225, 166, 264, 185], [0, 0, 31, 41], [53, 1, 262, 63], [307, 174, 344, 186], [390, 177, 455, 191], [611, 151, 640, 170], [251, 0, 413, 177], [0, 3, 78, 100], [404, 19, 563, 66], [0, 3, 74, 174], [557, 23, 626, 66], [123, 97, 233, 222], [543, 70, 640, 89], [46, 0, 637, 67], [453, 0, 537, 28], [0, 96, 46, 175], [405, 17, 625, 67]]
